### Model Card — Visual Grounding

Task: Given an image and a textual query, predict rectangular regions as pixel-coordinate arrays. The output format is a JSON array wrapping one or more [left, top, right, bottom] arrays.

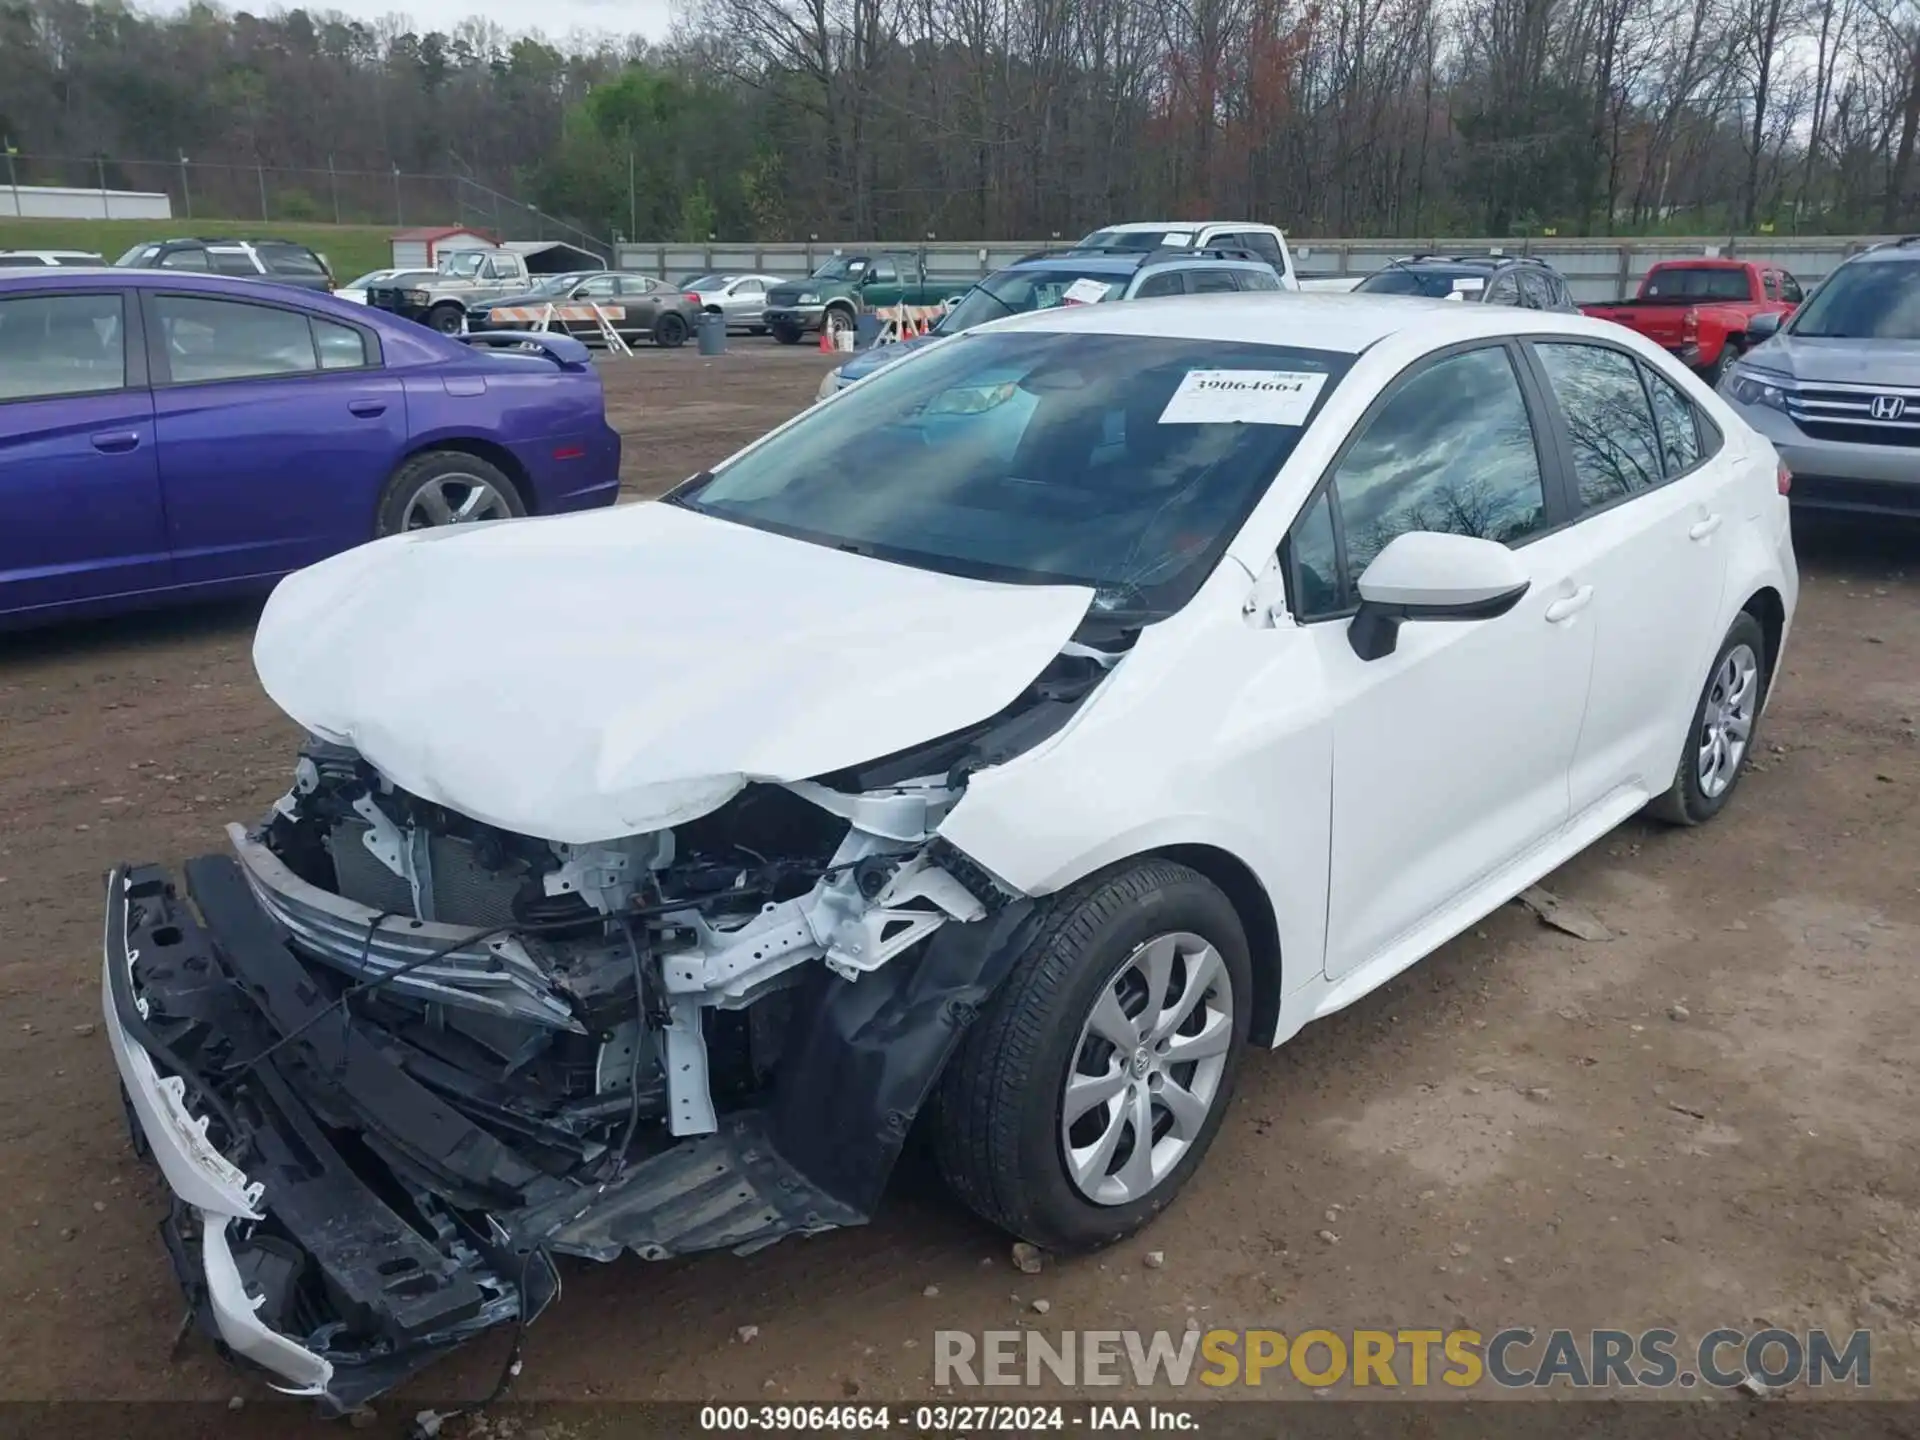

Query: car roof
[[1092, 220, 1276, 232], [987, 291, 1617, 353]]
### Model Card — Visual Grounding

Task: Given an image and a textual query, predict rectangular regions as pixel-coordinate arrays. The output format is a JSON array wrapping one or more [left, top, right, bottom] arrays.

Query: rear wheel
[[375, 451, 525, 538], [932, 859, 1252, 1252], [1647, 612, 1767, 826], [1700, 342, 1739, 387], [653, 312, 690, 348]]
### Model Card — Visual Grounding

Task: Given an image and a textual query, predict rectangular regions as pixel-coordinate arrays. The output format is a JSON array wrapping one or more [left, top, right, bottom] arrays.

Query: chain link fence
[[2, 151, 604, 253]]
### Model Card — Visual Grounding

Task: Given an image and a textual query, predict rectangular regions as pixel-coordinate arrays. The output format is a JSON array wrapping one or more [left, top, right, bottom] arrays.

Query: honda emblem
[[1870, 394, 1908, 421]]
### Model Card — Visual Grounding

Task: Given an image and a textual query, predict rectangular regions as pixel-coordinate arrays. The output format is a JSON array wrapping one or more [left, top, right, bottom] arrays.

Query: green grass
[[0, 217, 398, 281]]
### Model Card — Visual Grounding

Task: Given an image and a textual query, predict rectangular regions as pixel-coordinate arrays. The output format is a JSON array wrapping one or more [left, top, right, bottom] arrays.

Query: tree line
[[2, 0, 1916, 243]]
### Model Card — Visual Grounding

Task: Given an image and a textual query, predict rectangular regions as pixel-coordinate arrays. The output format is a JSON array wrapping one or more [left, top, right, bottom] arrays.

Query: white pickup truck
[[365, 248, 535, 333]]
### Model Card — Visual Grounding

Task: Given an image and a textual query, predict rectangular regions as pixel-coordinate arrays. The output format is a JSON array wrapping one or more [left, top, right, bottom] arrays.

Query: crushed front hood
[[253, 502, 1094, 842]]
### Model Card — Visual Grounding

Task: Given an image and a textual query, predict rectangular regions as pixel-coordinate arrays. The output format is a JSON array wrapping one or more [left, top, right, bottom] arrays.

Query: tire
[[770, 323, 803, 346], [824, 305, 856, 342], [425, 303, 465, 335], [932, 859, 1253, 1252], [374, 450, 526, 538], [1646, 612, 1768, 826], [1700, 342, 1738, 387], [653, 312, 690, 349], [750, 325, 769, 336]]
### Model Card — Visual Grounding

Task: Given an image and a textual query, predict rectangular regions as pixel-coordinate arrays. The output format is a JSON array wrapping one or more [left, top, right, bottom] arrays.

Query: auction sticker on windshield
[[1062, 278, 1113, 305], [1159, 370, 1328, 426]]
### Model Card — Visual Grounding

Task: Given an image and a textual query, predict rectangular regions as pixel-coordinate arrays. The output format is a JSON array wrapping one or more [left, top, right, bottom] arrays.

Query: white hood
[[253, 502, 1095, 843]]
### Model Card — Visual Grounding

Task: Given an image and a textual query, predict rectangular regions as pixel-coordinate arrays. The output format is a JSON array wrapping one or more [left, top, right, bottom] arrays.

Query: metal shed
[[389, 226, 498, 270]]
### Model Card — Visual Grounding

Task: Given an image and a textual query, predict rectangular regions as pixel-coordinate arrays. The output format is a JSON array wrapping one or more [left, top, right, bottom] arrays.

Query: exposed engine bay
[[103, 633, 1128, 1410]]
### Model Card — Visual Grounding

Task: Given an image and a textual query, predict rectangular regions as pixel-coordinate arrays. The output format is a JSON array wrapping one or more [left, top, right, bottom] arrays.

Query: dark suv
[[114, 238, 335, 292], [1355, 254, 1578, 311]]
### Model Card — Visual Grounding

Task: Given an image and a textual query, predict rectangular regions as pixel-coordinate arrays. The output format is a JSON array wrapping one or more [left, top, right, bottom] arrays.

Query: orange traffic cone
[[818, 326, 834, 353]]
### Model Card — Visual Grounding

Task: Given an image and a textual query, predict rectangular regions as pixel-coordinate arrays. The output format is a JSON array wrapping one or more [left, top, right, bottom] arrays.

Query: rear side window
[[1485, 272, 1522, 306], [0, 292, 127, 401], [0, 256, 45, 268], [1238, 269, 1282, 292], [314, 317, 370, 370], [154, 295, 317, 382], [1191, 270, 1237, 294], [1643, 365, 1704, 476], [260, 246, 326, 278], [207, 249, 262, 277], [1535, 342, 1663, 506]]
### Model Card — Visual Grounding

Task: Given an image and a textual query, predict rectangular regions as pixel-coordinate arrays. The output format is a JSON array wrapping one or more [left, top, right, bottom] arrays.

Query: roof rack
[[1143, 245, 1267, 264]]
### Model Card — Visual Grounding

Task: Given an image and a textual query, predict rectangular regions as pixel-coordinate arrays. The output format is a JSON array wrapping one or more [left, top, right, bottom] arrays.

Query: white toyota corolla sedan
[[103, 293, 1796, 1407]]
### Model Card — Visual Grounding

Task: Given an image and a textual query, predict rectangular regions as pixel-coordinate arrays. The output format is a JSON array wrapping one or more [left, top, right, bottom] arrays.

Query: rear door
[[1523, 338, 1732, 816], [0, 287, 169, 616], [146, 290, 407, 584]]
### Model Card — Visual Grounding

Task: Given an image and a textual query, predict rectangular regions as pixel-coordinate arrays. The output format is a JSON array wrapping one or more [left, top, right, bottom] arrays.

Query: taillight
[[1683, 310, 1698, 339], [1777, 461, 1792, 495], [684, 292, 701, 306]]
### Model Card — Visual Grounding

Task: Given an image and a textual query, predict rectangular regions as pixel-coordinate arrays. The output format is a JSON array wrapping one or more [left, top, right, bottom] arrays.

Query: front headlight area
[[1723, 364, 1792, 411], [815, 367, 844, 402]]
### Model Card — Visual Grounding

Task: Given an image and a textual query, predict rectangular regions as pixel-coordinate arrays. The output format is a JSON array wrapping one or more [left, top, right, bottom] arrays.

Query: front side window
[[735, 278, 765, 296], [155, 295, 318, 382], [0, 293, 127, 401], [870, 260, 900, 284], [575, 275, 620, 298], [1238, 269, 1283, 292], [1781, 272, 1804, 303], [1287, 486, 1342, 616], [1535, 342, 1664, 506], [672, 331, 1351, 617], [1326, 345, 1549, 580], [1763, 271, 1781, 300], [1239, 232, 1287, 270]]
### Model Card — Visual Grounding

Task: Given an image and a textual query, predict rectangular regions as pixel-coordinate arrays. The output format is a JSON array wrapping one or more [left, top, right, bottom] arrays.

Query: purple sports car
[[0, 268, 622, 628]]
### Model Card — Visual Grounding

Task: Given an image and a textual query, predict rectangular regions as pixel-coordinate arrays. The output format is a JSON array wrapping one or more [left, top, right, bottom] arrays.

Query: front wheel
[[824, 306, 855, 342], [1646, 612, 1767, 826], [770, 322, 802, 345], [375, 451, 526, 538], [425, 303, 465, 335], [932, 859, 1252, 1252]]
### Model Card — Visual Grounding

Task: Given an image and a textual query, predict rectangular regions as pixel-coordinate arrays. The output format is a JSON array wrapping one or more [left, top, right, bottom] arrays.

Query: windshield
[[1789, 262, 1920, 340], [1356, 266, 1480, 298], [1642, 267, 1752, 301], [344, 270, 393, 289], [1081, 228, 1195, 252], [937, 268, 1128, 334], [811, 257, 870, 281], [670, 331, 1350, 615], [684, 274, 728, 290], [116, 244, 161, 267]]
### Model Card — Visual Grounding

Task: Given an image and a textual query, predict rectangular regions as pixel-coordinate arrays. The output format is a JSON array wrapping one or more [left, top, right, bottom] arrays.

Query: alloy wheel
[[401, 474, 514, 530], [1697, 642, 1760, 799]]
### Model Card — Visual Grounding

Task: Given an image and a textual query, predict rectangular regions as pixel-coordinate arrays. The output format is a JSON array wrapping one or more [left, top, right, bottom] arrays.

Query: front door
[[0, 288, 170, 617], [146, 291, 407, 585], [1283, 343, 1597, 981]]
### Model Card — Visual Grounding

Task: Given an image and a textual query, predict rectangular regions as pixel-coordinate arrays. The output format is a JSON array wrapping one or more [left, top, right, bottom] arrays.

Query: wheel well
[[1150, 843, 1284, 1045], [401, 439, 535, 513], [1742, 585, 1786, 687], [825, 300, 855, 317]]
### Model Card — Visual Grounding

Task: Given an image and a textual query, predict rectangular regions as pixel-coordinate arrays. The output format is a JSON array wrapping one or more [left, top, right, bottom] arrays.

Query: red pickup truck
[[1581, 259, 1804, 382]]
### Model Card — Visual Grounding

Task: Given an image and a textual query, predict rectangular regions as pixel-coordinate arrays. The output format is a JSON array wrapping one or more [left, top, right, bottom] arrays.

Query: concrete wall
[[0, 184, 173, 220], [616, 235, 1883, 302]]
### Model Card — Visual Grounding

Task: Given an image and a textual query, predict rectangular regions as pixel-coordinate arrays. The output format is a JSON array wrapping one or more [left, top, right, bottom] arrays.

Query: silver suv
[[818, 246, 1284, 399], [1719, 240, 1920, 516]]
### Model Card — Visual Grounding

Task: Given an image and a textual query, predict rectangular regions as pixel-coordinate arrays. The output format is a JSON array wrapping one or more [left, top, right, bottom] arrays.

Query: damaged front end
[[103, 641, 1122, 1408]]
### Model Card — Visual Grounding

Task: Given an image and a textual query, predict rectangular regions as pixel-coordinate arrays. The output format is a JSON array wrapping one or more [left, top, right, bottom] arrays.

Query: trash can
[[854, 314, 883, 350], [697, 313, 727, 356]]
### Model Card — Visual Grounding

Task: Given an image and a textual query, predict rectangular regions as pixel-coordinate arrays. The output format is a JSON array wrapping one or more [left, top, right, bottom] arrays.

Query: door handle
[[1689, 513, 1724, 541], [90, 431, 140, 454], [1545, 586, 1595, 623], [348, 400, 388, 418]]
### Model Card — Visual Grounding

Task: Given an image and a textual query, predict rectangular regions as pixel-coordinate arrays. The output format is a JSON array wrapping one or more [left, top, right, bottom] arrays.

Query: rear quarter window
[[260, 246, 327, 278]]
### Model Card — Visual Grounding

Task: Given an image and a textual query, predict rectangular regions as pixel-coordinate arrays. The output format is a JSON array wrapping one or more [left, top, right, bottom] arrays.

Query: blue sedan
[[0, 268, 621, 629]]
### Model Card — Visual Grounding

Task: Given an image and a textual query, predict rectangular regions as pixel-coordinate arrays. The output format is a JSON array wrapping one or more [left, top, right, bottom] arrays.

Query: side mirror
[[1747, 311, 1783, 340], [1348, 531, 1530, 661]]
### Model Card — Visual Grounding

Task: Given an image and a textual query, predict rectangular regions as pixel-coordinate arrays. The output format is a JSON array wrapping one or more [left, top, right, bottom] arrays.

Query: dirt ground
[[4, 343, 1919, 1419]]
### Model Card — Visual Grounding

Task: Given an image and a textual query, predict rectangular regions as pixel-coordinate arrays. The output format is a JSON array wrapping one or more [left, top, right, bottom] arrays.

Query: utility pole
[[258, 162, 269, 223], [3, 140, 19, 219], [394, 165, 403, 227], [328, 154, 340, 225], [179, 154, 192, 220], [97, 154, 110, 218]]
